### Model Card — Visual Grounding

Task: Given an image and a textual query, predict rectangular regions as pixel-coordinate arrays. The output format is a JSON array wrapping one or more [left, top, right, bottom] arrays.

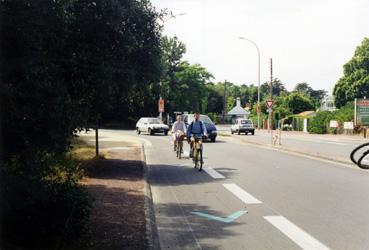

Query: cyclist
[[171, 115, 186, 151], [186, 112, 207, 157]]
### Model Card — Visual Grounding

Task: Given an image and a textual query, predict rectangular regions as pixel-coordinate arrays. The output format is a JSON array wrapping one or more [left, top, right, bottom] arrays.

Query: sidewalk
[[77, 131, 153, 250]]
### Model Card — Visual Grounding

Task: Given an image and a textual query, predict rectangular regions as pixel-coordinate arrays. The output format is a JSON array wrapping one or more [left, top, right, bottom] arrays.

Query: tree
[[206, 83, 224, 113], [260, 78, 287, 98], [293, 82, 326, 108], [333, 37, 369, 108], [171, 61, 213, 113], [0, 0, 163, 247], [159, 36, 186, 113], [285, 93, 315, 114]]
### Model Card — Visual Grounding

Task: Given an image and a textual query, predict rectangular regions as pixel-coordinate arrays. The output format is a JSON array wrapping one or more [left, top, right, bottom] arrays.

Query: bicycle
[[175, 134, 184, 159], [191, 136, 203, 171], [350, 142, 369, 169]]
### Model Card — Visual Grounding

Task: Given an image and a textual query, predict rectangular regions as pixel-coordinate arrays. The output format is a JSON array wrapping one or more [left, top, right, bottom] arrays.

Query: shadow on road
[[154, 202, 245, 249], [149, 164, 237, 186]]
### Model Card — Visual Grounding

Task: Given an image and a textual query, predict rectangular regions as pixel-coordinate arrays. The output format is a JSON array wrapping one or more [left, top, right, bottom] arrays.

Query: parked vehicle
[[231, 118, 255, 135], [182, 114, 217, 142], [136, 117, 169, 135]]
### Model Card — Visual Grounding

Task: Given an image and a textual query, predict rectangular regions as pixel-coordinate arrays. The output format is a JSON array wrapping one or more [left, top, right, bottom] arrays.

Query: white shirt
[[171, 121, 187, 133]]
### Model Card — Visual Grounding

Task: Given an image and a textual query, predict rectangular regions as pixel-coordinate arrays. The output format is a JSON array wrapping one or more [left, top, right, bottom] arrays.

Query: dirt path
[[85, 147, 147, 250]]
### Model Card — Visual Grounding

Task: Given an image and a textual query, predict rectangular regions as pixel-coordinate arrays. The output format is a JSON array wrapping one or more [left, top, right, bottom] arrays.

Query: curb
[[141, 144, 161, 250]]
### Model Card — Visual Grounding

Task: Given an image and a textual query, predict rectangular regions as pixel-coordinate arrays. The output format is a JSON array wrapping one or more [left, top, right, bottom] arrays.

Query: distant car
[[231, 118, 255, 135], [136, 117, 169, 135], [182, 114, 217, 142]]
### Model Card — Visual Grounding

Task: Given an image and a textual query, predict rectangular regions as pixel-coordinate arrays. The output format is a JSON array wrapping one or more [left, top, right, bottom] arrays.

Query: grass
[[70, 138, 108, 177]]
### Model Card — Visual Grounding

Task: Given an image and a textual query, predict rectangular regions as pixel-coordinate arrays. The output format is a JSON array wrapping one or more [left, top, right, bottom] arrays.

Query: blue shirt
[[187, 120, 207, 138]]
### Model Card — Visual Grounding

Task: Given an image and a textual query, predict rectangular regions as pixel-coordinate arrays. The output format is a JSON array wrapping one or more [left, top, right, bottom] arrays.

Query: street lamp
[[238, 36, 261, 129]]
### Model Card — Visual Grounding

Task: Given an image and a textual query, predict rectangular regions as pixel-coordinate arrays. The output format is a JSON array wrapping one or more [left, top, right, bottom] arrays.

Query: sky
[[151, 0, 369, 93]]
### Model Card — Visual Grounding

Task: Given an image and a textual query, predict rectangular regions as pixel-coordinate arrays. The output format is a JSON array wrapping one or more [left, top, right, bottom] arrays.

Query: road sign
[[266, 100, 274, 109], [158, 98, 164, 113], [355, 98, 369, 126], [267, 108, 273, 113], [344, 122, 354, 130]]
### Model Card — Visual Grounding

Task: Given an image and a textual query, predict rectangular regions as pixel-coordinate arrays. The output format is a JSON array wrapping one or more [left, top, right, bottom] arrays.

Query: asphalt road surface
[[103, 130, 369, 250]]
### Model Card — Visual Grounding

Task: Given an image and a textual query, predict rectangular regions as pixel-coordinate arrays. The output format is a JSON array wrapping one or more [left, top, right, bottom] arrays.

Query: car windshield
[[148, 118, 160, 124], [187, 115, 213, 124], [241, 120, 252, 124]]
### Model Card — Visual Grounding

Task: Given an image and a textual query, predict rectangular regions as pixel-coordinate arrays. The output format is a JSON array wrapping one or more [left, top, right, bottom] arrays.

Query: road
[[100, 130, 369, 250]]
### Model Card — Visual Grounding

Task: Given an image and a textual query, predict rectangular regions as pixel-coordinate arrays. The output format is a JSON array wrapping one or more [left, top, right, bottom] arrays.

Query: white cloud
[[152, 0, 369, 93]]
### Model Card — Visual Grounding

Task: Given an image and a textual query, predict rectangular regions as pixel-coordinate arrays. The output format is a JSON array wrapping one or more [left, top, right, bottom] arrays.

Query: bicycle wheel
[[358, 150, 369, 169], [177, 141, 181, 159], [199, 148, 203, 171], [194, 148, 199, 169], [350, 142, 369, 165]]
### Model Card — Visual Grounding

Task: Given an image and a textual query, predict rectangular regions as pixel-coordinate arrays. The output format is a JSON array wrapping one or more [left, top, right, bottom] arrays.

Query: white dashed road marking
[[264, 216, 330, 250], [223, 184, 262, 204], [203, 167, 225, 179]]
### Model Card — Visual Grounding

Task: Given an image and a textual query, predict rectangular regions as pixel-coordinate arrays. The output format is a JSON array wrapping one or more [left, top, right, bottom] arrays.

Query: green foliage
[[0, 0, 162, 248], [260, 78, 287, 98], [170, 61, 213, 113], [285, 93, 315, 114], [308, 111, 334, 134], [294, 82, 327, 108], [1, 154, 92, 249], [333, 37, 369, 107]]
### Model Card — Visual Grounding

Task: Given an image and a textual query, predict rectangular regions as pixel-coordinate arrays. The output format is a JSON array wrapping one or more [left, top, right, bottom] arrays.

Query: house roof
[[228, 106, 250, 115], [227, 97, 250, 115], [296, 111, 316, 117]]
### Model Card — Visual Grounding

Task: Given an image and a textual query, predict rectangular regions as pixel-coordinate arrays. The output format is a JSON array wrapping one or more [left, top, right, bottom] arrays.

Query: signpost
[[158, 98, 165, 121], [355, 98, 369, 126], [355, 98, 369, 138]]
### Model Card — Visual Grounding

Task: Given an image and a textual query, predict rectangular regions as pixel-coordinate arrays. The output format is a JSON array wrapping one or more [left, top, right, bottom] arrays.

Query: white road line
[[203, 167, 225, 179], [264, 216, 330, 250], [326, 141, 347, 146], [223, 184, 262, 204]]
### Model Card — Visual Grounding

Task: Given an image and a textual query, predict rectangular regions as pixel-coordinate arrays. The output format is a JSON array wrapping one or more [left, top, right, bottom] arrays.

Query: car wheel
[[237, 130, 240, 135], [211, 137, 216, 142], [164, 131, 168, 136], [136, 128, 141, 134], [252, 131, 255, 135], [231, 130, 234, 135], [148, 128, 154, 135]]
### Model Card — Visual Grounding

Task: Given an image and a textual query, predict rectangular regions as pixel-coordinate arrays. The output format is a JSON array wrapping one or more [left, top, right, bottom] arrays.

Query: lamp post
[[238, 37, 261, 129]]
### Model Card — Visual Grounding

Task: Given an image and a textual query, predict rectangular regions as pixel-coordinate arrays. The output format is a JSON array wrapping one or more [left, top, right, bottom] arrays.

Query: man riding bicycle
[[171, 115, 186, 152], [186, 112, 207, 158]]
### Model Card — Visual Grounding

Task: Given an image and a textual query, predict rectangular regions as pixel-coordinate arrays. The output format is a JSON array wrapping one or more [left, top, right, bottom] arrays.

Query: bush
[[1, 154, 93, 249], [308, 111, 333, 134]]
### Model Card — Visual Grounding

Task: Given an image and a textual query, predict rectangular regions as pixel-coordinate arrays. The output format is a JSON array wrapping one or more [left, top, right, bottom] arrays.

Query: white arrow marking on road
[[223, 184, 262, 204], [264, 216, 330, 250], [203, 167, 225, 179]]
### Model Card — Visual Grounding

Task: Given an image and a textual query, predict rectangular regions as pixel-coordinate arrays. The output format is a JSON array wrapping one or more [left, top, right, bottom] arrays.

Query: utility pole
[[223, 81, 227, 123], [269, 58, 273, 144], [95, 117, 99, 158]]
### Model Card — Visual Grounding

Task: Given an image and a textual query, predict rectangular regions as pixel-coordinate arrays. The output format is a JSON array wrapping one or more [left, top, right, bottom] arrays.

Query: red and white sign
[[266, 100, 274, 109], [158, 98, 165, 113]]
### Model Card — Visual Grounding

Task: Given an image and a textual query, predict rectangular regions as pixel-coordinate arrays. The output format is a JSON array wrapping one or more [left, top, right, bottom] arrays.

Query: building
[[320, 95, 338, 112], [227, 97, 250, 121]]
